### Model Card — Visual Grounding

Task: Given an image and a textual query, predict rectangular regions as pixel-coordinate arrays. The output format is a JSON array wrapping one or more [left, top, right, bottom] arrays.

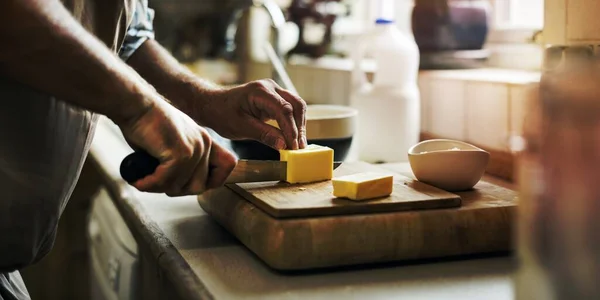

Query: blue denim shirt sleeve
[[119, 0, 155, 61]]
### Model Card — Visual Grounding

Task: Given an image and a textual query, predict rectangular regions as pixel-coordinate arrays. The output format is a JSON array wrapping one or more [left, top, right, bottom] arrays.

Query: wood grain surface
[[228, 161, 461, 218], [198, 162, 517, 271]]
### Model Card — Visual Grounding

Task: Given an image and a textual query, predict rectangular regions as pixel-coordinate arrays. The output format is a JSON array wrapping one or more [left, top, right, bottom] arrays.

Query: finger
[[276, 87, 307, 148], [169, 156, 210, 197], [177, 140, 212, 195], [132, 158, 198, 195], [169, 145, 203, 195], [244, 117, 287, 149], [205, 143, 237, 190], [133, 159, 178, 192], [252, 88, 299, 150], [131, 140, 200, 194]]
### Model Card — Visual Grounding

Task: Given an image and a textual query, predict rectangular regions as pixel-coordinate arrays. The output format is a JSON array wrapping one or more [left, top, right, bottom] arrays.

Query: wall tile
[[429, 79, 466, 140], [466, 82, 509, 150], [313, 68, 333, 105], [327, 70, 351, 106], [245, 62, 270, 81], [417, 74, 431, 133], [300, 66, 320, 104], [287, 64, 305, 98], [509, 84, 536, 138]]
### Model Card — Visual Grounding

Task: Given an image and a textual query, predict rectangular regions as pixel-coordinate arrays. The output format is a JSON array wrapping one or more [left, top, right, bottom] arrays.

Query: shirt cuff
[[119, 1, 156, 62]]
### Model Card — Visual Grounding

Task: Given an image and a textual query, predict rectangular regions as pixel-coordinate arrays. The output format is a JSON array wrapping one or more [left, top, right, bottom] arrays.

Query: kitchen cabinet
[[545, 0, 600, 45]]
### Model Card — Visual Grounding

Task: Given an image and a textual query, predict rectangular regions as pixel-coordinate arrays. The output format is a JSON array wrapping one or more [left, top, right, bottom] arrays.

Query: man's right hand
[[116, 99, 237, 196], [0, 0, 239, 196]]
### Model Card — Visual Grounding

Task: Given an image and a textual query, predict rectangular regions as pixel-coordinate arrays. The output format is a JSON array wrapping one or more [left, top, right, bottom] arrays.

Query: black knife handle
[[120, 150, 160, 183]]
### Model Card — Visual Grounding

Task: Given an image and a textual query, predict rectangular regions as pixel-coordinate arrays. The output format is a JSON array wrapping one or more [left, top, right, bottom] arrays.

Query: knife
[[119, 150, 342, 184]]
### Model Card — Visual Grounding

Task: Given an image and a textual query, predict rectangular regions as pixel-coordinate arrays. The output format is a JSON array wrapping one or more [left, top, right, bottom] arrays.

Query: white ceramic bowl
[[408, 139, 490, 192]]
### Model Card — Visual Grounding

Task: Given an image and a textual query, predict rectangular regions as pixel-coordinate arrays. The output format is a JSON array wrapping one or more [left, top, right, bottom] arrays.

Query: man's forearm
[[126, 39, 224, 122], [0, 0, 157, 124], [127, 38, 307, 151]]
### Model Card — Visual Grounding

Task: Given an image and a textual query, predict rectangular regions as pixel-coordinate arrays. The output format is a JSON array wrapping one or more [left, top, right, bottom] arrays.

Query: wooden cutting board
[[228, 162, 462, 218], [198, 162, 517, 271]]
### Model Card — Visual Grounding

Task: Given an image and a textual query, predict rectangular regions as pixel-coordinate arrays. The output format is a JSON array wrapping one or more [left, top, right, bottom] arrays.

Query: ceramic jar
[[412, 0, 490, 52]]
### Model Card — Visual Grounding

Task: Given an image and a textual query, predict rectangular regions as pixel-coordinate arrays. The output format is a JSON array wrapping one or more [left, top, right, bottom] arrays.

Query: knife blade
[[120, 150, 342, 184]]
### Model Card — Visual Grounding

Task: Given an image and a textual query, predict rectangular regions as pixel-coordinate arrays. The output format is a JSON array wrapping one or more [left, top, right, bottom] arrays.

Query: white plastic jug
[[351, 0, 420, 163]]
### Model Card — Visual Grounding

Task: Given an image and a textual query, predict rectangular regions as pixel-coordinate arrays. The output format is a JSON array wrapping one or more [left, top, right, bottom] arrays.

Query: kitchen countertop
[[89, 116, 516, 300]]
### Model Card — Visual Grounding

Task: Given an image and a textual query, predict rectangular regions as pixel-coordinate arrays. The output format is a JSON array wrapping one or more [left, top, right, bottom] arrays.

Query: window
[[339, 0, 545, 44], [492, 0, 544, 30], [482, 0, 545, 70], [488, 0, 544, 44], [330, 0, 545, 70]]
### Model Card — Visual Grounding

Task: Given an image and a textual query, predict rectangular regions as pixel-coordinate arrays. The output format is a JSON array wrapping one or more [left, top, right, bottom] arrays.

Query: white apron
[[0, 0, 154, 298]]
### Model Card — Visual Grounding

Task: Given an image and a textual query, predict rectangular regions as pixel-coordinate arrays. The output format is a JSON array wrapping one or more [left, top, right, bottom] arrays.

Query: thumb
[[206, 142, 238, 190], [245, 118, 288, 150]]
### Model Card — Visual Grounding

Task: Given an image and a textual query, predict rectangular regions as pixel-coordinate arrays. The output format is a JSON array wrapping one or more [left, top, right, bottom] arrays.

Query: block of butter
[[332, 172, 394, 201], [265, 119, 280, 129], [280, 144, 334, 183]]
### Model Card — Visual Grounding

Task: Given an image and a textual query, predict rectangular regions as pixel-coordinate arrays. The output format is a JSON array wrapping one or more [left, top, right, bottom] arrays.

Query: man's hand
[[197, 79, 307, 150], [126, 41, 308, 151], [118, 99, 237, 196], [0, 1, 239, 195]]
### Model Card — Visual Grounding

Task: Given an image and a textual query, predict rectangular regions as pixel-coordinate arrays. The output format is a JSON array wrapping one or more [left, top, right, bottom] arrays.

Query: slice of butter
[[265, 119, 280, 129], [280, 144, 334, 183], [332, 172, 394, 201]]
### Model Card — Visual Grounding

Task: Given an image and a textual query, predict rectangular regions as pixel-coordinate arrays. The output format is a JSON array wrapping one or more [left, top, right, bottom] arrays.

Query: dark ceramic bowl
[[230, 105, 357, 161]]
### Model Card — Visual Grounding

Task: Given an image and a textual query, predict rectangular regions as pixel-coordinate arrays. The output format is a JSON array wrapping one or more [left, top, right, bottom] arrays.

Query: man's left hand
[[195, 79, 307, 150]]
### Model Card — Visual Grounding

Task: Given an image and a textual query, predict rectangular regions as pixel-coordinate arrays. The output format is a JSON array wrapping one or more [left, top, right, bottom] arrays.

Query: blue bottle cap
[[375, 18, 395, 25]]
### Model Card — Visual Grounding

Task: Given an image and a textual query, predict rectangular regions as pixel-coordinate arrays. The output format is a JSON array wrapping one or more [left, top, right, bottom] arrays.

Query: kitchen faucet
[[226, 0, 287, 85], [255, 0, 287, 85]]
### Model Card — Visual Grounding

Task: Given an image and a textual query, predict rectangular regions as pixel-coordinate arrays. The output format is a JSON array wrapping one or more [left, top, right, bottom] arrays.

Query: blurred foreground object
[[516, 45, 600, 300]]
